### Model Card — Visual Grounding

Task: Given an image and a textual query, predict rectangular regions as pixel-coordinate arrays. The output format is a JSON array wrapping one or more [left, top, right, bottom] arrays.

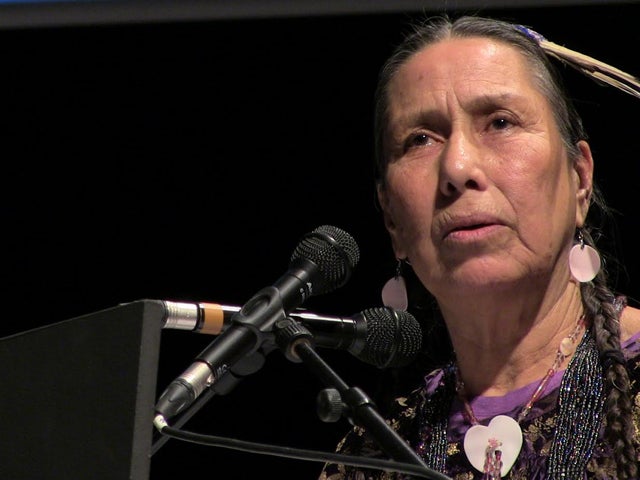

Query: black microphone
[[160, 301, 422, 368], [154, 225, 360, 424]]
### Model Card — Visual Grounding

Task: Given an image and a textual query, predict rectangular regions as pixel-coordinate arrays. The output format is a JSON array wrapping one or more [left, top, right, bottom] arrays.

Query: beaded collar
[[415, 328, 605, 477]]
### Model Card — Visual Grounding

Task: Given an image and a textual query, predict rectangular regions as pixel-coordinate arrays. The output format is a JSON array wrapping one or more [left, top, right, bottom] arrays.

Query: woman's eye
[[490, 117, 513, 130], [404, 132, 432, 150]]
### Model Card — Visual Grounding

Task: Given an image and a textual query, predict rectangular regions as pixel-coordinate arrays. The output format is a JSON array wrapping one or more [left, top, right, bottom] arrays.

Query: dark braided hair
[[373, 14, 639, 479], [580, 227, 638, 478]]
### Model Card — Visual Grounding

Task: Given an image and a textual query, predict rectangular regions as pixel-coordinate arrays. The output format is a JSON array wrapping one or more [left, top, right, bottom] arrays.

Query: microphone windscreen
[[357, 307, 423, 368], [290, 225, 360, 295]]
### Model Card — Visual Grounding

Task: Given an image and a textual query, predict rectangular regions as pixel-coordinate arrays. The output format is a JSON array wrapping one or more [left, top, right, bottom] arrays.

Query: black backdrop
[[1, 2, 639, 479]]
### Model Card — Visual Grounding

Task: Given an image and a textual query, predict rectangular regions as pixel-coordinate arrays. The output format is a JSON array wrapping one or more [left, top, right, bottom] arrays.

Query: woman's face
[[378, 37, 592, 300]]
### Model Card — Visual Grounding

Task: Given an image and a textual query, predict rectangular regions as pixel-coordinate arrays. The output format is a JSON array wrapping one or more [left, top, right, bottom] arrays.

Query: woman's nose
[[438, 129, 488, 197]]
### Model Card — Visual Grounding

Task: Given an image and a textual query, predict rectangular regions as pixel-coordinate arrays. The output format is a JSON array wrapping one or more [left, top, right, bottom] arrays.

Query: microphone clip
[[273, 317, 316, 363], [211, 285, 287, 360]]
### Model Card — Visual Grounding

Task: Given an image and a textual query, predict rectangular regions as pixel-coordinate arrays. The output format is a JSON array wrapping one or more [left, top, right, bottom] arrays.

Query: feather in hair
[[516, 25, 640, 100]]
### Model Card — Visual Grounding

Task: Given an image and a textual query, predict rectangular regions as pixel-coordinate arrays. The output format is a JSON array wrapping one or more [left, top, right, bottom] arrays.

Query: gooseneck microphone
[[160, 301, 423, 368], [154, 225, 360, 424]]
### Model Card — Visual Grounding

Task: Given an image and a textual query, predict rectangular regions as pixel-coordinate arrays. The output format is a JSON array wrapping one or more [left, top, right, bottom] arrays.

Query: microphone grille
[[291, 225, 360, 295], [358, 307, 423, 368]]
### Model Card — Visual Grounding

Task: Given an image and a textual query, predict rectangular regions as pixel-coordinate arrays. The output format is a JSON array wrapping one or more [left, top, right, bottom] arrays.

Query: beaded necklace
[[417, 316, 604, 478], [455, 317, 585, 478]]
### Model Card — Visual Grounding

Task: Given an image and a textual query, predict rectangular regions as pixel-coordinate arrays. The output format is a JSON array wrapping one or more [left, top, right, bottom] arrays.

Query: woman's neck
[[444, 281, 584, 397]]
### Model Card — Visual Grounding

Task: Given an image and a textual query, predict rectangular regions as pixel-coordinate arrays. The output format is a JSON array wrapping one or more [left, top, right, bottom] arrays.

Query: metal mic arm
[[273, 317, 428, 469]]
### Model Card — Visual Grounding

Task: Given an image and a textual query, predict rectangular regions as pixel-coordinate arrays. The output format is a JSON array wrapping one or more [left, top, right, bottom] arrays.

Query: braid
[[580, 229, 639, 479]]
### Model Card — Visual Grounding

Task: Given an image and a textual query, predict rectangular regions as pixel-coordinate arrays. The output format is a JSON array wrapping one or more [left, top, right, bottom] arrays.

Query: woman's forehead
[[395, 37, 529, 84], [387, 38, 542, 114]]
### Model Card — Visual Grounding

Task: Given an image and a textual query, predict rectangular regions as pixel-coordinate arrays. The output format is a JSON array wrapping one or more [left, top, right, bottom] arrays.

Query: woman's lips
[[439, 214, 504, 241], [444, 222, 503, 241]]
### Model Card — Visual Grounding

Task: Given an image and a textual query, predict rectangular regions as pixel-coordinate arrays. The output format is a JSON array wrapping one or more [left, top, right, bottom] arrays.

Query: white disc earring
[[569, 230, 601, 282], [382, 259, 408, 311]]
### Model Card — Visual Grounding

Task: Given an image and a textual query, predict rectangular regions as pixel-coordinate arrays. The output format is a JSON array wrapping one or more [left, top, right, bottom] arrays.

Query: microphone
[[154, 225, 360, 424], [160, 301, 423, 368]]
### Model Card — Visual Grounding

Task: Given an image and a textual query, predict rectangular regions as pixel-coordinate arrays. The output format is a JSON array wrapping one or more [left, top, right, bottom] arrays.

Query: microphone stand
[[273, 317, 429, 470]]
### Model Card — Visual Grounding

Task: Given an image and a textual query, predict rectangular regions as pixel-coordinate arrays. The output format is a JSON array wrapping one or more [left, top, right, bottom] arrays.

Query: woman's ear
[[574, 140, 594, 227], [377, 185, 407, 259]]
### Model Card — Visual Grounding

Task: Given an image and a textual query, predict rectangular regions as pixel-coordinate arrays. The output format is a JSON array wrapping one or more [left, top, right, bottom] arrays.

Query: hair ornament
[[516, 24, 640, 100]]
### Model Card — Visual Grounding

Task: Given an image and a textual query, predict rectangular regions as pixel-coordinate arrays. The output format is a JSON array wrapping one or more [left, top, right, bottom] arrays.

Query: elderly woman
[[320, 14, 640, 480]]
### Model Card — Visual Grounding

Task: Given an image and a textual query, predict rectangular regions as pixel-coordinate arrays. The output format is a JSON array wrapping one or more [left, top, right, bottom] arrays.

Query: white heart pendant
[[463, 415, 523, 477]]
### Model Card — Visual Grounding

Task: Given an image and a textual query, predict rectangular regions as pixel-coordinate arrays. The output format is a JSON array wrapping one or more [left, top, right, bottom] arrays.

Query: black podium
[[0, 299, 165, 480]]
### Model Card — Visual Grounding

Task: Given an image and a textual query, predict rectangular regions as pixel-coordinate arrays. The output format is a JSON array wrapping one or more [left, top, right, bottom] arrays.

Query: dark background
[[0, 1, 638, 479]]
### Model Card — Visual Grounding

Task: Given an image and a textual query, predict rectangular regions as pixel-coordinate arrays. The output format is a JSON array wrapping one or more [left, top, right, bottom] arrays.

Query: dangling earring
[[382, 258, 408, 311], [569, 229, 601, 282]]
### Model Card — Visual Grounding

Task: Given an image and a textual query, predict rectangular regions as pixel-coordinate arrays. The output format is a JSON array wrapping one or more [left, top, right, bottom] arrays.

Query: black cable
[[157, 425, 452, 480]]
